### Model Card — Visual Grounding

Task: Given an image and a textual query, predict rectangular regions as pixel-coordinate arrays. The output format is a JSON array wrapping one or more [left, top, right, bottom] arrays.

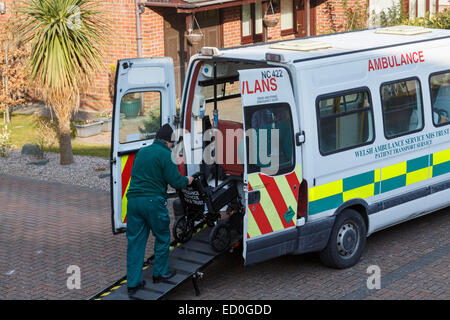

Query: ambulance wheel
[[319, 209, 366, 269], [173, 216, 194, 243], [209, 222, 231, 252]]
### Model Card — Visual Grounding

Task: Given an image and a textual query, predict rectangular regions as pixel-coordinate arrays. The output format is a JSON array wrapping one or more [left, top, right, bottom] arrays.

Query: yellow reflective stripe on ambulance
[[308, 149, 449, 215]]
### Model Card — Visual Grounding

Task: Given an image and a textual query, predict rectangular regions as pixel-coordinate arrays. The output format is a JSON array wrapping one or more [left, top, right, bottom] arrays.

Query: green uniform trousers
[[126, 196, 170, 288]]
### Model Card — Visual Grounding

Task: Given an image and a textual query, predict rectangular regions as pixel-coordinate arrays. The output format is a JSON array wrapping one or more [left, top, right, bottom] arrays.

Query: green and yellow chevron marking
[[308, 149, 449, 216]]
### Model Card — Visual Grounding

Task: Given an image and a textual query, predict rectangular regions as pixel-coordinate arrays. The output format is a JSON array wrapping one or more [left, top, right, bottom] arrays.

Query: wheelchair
[[173, 172, 244, 252]]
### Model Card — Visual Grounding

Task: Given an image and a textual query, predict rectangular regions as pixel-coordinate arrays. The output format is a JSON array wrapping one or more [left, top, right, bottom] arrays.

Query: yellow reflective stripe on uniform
[[381, 161, 407, 180], [309, 180, 343, 202], [433, 149, 450, 165], [274, 175, 298, 214], [406, 167, 429, 185], [248, 174, 284, 232]]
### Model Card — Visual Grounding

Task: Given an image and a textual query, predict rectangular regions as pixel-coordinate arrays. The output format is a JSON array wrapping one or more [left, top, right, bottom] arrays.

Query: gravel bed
[[0, 150, 110, 192]]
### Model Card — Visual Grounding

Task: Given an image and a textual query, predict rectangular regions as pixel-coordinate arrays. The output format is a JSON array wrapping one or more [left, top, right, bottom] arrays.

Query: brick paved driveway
[[0, 174, 448, 300]]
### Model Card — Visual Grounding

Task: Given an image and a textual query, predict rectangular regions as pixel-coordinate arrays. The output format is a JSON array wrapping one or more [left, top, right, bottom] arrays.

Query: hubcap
[[337, 222, 359, 258]]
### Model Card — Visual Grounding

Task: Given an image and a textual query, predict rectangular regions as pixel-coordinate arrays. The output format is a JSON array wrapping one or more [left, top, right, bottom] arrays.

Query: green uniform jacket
[[126, 139, 188, 199]]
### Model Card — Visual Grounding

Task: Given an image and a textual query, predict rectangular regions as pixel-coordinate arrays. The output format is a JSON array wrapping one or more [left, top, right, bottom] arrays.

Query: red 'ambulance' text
[[241, 78, 278, 95], [368, 51, 425, 72]]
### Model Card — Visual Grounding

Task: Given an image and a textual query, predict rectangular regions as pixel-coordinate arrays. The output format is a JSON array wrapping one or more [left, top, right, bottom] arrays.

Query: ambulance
[[111, 25, 450, 269]]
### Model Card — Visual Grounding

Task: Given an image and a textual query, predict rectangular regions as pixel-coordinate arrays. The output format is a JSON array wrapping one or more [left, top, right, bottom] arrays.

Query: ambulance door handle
[[248, 190, 260, 205], [295, 131, 305, 146]]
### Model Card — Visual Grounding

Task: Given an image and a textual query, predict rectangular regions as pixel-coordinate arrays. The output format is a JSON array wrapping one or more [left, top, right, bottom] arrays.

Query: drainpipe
[[135, 0, 144, 115], [135, 0, 143, 58], [306, 0, 310, 37], [186, 13, 193, 61]]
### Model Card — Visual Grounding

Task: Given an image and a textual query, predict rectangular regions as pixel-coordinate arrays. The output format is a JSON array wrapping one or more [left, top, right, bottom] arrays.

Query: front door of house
[[295, 0, 316, 37], [164, 9, 222, 99]]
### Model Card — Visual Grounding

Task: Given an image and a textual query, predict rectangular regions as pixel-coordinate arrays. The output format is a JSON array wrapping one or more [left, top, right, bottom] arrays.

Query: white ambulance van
[[111, 25, 450, 269]]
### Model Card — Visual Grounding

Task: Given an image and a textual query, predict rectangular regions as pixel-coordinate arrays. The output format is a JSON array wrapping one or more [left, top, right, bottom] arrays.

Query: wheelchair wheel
[[229, 209, 244, 235], [209, 222, 231, 252], [173, 216, 194, 243], [205, 212, 220, 227]]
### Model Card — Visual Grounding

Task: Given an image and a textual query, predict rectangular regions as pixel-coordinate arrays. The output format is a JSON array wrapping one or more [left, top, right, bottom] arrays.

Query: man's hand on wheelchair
[[187, 176, 194, 185]]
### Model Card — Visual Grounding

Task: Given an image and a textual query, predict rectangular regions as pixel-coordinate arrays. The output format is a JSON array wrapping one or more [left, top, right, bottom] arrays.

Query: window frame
[[315, 86, 376, 156], [241, 3, 264, 45], [280, 0, 296, 36], [118, 89, 163, 145], [244, 102, 296, 176], [379, 76, 425, 140], [429, 69, 450, 128]]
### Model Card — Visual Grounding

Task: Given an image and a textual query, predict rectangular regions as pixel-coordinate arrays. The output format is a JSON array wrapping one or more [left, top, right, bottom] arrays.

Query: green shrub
[[403, 10, 450, 29], [373, 1, 450, 29]]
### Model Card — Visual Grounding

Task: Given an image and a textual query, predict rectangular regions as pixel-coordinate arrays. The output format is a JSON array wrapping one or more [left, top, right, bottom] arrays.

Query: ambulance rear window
[[317, 88, 375, 155], [244, 103, 295, 176], [118, 91, 161, 144]]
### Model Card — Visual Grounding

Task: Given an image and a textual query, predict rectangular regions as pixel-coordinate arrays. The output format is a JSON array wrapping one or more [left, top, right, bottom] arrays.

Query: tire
[[173, 216, 194, 243], [209, 222, 231, 252], [319, 209, 367, 269]]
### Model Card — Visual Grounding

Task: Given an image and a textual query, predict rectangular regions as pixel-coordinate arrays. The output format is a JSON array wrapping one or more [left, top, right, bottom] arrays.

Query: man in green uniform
[[126, 123, 193, 296]]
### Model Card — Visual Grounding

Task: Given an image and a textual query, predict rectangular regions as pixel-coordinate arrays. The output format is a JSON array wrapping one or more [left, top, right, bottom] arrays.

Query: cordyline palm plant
[[19, 0, 107, 164]]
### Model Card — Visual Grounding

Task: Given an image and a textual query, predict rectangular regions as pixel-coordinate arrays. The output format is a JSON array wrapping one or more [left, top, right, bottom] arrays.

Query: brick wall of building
[[0, 0, 164, 112], [83, 0, 165, 112], [222, 6, 242, 47], [1, 0, 374, 113], [0, 0, 14, 23], [221, 4, 296, 48], [316, 0, 368, 34]]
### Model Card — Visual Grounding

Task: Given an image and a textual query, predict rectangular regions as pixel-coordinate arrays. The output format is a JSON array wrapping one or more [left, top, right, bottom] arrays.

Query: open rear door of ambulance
[[239, 67, 303, 265], [111, 58, 177, 234]]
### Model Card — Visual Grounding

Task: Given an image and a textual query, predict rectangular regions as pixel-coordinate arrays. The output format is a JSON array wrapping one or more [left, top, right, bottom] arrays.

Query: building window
[[380, 78, 424, 139], [242, 3, 263, 44], [280, 0, 295, 35], [430, 71, 450, 127], [317, 89, 375, 155], [409, 0, 441, 18]]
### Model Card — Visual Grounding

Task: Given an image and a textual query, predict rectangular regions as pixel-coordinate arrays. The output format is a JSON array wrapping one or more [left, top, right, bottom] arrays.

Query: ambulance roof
[[218, 26, 450, 64]]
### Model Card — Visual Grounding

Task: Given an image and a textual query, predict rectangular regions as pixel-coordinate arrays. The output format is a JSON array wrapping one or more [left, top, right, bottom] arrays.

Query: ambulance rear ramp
[[92, 225, 240, 300]]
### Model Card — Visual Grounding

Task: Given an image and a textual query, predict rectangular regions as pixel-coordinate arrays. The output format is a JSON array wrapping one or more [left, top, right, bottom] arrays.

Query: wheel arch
[[334, 199, 369, 236]]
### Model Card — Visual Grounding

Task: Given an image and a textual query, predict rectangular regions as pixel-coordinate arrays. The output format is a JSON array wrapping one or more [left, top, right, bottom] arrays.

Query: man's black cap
[[156, 123, 174, 143]]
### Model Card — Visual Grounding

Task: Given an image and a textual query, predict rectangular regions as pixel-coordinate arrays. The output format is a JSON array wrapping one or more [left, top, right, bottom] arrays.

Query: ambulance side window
[[119, 91, 161, 144], [317, 88, 375, 155], [380, 78, 424, 139], [429, 70, 450, 127], [244, 103, 295, 175]]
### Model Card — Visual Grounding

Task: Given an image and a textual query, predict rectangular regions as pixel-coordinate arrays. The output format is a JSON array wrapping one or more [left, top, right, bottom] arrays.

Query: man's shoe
[[127, 280, 146, 296], [153, 270, 176, 283]]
